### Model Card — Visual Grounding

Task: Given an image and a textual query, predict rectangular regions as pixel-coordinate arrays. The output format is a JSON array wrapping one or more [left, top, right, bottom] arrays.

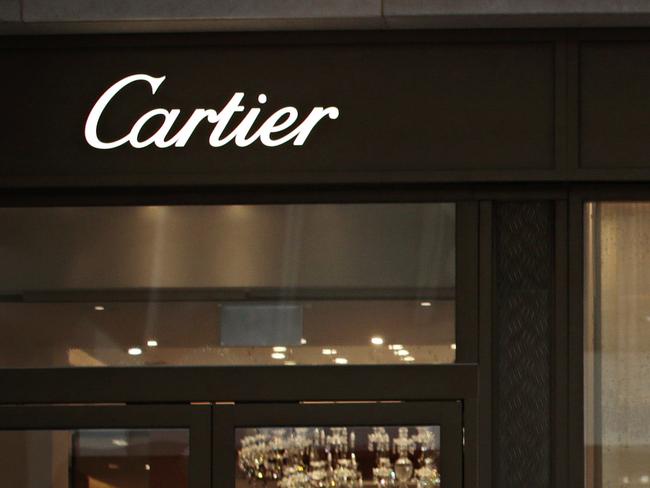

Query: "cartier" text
[[85, 74, 340, 149]]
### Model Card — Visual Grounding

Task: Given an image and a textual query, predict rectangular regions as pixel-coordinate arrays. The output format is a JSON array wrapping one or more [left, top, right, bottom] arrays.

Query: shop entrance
[[0, 402, 463, 488]]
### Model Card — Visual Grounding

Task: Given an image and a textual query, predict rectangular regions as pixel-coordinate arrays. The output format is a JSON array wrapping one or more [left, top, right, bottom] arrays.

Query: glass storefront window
[[236, 425, 441, 488], [585, 202, 650, 487], [0, 429, 189, 488], [0, 203, 455, 368]]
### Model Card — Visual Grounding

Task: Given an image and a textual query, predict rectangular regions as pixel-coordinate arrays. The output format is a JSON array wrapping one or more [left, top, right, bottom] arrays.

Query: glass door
[[213, 402, 463, 488], [0, 404, 211, 488]]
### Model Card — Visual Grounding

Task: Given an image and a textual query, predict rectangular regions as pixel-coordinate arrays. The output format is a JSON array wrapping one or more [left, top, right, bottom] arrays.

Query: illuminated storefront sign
[[85, 74, 340, 149]]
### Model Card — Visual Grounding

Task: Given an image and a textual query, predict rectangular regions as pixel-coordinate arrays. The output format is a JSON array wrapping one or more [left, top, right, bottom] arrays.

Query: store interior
[[0, 429, 189, 488], [585, 202, 650, 488], [0, 203, 456, 368]]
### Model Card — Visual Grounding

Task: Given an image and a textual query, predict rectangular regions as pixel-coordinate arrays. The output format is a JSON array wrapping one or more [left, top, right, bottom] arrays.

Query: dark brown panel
[[0, 36, 556, 187], [580, 41, 650, 170], [0, 364, 477, 404]]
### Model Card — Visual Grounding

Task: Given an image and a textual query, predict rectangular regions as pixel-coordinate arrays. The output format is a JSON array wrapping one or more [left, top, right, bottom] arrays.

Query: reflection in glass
[[236, 426, 440, 488], [585, 202, 650, 488], [0, 429, 189, 488], [0, 204, 455, 368]]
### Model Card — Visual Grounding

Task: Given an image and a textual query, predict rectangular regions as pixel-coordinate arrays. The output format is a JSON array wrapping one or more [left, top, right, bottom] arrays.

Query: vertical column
[[493, 202, 553, 488]]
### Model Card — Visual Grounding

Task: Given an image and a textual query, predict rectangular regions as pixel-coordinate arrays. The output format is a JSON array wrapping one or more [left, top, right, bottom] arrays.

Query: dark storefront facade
[[2, 23, 650, 488]]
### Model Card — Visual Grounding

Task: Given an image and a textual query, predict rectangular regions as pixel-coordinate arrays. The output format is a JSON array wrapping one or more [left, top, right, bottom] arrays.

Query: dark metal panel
[[0, 29, 570, 49], [493, 202, 553, 488], [0, 404, 212, 488], [0, 364, 478, 404], [478, 201, 493, 488], [0, 182, 571, 208], [0, 183, 477, 207], [553, 200, 569, 488], [212, 402, 463, 488], [568, 192, 585, 488], [0, 33, 557, 188], [6, 30, 650, 184], [570, 182, 650, 200], [567, 41, 580, 179], [578, 40, 650, 177], [456, 201, 479, 363], [554, 40, 568, 176], [463, 398, 479, 488]]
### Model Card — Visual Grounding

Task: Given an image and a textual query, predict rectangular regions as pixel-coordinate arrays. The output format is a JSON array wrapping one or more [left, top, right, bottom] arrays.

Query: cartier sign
[[84, 74, 340, 149]]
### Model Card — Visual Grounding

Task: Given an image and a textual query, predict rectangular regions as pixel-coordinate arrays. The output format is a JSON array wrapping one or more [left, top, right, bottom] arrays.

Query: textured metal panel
[[494, 202, 553, 488], [0, 0, 20, 21], [384, 0, 650, 16], [22, 0, 381, 22]]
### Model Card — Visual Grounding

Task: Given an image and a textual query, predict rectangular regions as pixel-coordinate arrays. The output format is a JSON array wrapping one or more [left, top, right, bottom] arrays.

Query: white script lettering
[[84, 74, 339, 150]]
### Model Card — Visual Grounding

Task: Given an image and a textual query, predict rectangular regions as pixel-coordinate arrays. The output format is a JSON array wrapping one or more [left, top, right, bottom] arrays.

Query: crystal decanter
[[372, 456, 396, 488], [414, 458, 440, 488], [392, 428, 415, 488]]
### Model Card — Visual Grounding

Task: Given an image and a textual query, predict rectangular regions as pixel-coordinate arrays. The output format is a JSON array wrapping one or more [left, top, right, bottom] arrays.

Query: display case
[[214, 402, 463, 488]]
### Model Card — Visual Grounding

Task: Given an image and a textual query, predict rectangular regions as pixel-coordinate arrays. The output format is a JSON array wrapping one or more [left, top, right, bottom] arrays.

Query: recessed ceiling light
[[300, 338, 307, 345], [322, 348, 337, 355], [451, 343, 457, 350], [271, 352, 286, 360], [128, 347, 142, 356], [94, 305, 105, 311], [403, 356, 415, 362], [396, 349, 409, 357], [112, 439, 128, 447], [420, 301, 432, 307], [371, 336, 384, 346], [147, 340, 158, 347], [272, 346, 287, 353], [145, 464, 151, 471], [388, 344, 403, 351], [334, 357, 348, 365], [284, 361, 297, 366]]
